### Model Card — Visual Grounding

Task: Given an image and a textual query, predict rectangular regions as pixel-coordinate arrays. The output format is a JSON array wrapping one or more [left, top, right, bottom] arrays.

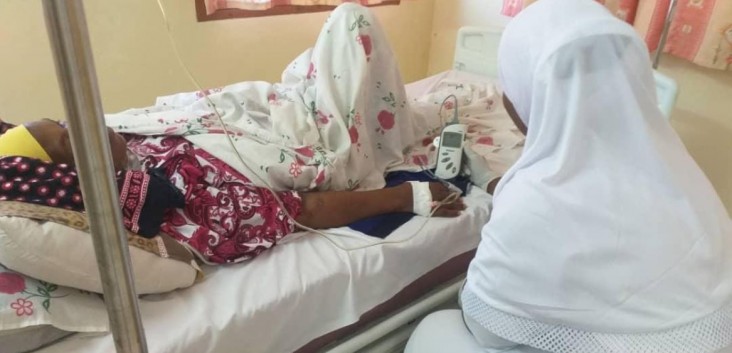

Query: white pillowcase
[[0, 264, 108, 353], [0, 216, 199, 295]]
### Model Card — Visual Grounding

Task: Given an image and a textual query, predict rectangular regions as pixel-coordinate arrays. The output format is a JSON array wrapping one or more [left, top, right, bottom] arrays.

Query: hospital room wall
[[427, 0, 732, 214], [0, 0, 435, 124]]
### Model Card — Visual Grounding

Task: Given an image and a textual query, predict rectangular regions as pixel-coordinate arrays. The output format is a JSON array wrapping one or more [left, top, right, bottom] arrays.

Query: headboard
[[452, 26, 503, 79], [452, 26, 678, 119]]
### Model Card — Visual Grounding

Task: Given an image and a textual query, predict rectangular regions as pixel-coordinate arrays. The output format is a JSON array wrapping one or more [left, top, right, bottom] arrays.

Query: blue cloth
[[348, 170, 471, 238]]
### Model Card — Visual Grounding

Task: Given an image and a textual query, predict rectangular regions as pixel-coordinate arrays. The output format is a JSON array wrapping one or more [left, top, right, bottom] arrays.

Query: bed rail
[[42, 1, 148, 352], [653, 0, 679, 69]]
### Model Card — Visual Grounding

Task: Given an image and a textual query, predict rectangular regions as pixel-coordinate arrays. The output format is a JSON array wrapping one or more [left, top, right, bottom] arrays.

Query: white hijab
[[466, 0, 732, 350]]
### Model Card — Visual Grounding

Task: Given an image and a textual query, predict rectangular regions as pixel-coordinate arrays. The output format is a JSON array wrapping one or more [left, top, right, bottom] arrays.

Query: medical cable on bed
[[154, 0, 460, 252]]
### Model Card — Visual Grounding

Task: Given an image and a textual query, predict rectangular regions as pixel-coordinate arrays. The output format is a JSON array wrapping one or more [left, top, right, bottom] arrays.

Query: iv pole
[[42, 1, 148, 352], [653, 0, 679, 69]]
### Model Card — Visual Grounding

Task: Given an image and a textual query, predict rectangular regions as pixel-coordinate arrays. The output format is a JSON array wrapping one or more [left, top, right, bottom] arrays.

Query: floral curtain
[[502, 0, 732, 70], [204, 0, 399, 15]]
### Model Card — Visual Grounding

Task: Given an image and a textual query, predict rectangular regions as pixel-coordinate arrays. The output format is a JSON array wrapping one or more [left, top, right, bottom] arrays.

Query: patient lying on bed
[[0, 118, 463, 264], [0, 3, 519, 265]]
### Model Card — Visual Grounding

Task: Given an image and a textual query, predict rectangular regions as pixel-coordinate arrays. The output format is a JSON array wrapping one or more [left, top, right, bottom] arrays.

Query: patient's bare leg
[[295, 182, 464, 230]]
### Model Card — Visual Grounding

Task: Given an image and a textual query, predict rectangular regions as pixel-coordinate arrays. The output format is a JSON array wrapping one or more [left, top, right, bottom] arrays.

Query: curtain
[[204, 0, 398, 15], [502, 0, 732, 70]]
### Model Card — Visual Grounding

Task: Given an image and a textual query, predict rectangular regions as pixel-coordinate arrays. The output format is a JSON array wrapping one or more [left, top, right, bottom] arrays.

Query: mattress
[[35, 187, 492, 353]]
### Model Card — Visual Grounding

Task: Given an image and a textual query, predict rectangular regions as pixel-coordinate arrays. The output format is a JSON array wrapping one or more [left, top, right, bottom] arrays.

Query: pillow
[[0, 201, 202, 295], [0, 264, 108, 353]]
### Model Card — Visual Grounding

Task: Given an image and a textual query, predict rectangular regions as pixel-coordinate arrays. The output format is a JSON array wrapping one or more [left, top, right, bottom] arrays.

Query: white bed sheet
[[404, 69, 498, 99], [36, 188, 491, 353], [36, 70, 499, 353]]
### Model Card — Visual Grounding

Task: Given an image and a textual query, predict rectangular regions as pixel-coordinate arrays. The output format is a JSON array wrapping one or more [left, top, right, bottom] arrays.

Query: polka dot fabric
[[0, 157, 82, 210], [0, 121, 184, 237], [0, 155, 184, 237]]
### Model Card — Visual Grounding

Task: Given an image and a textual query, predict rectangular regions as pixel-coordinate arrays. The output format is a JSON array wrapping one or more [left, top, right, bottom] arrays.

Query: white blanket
[[107, 4, 434, 192], [105, 6, 523, 193]]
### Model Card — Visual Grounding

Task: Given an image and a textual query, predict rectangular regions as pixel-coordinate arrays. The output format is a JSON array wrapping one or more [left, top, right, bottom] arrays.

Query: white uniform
[[408, 0, 732, 352]]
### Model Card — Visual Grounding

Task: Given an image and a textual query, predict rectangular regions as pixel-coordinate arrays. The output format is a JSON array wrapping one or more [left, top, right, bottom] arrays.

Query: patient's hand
[[428, 182, 465, 217], [487, 177, 501, 195]]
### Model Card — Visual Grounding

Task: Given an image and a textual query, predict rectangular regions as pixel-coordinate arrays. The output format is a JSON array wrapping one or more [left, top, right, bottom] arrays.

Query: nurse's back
[[462, 0, 732, 352]]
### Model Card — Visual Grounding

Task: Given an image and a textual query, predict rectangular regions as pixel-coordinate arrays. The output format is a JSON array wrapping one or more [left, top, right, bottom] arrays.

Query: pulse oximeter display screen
[[441, 131, 463, 148]]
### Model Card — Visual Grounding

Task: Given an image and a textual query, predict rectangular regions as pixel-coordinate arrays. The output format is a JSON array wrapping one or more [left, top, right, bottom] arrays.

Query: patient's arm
[[295, 182, 464, 230]]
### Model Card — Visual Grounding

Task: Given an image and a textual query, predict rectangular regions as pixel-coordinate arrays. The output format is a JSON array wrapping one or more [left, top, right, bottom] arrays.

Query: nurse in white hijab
[[406, 0, 732, 352]]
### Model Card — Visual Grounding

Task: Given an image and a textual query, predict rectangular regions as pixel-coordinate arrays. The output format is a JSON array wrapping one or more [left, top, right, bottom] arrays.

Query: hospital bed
[[23, 28, 506, 353]]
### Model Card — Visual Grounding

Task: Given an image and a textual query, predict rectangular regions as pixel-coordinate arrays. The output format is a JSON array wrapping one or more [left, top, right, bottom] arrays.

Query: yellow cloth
[[0, 125, 52, 161]]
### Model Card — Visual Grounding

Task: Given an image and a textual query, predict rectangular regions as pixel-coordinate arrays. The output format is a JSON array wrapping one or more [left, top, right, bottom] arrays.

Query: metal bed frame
[[40, 1, 679, 352]]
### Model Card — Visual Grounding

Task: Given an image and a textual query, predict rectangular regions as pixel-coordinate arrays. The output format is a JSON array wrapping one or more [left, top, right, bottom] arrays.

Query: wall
[[428, 0, 732, 213], [427, 0, 509, 75], [662, 56, 732, 214], [0, 0, 435, 123]]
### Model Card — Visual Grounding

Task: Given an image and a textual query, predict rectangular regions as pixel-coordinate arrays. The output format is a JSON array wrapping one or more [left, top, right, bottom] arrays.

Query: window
[[196, 0, 402, 22]]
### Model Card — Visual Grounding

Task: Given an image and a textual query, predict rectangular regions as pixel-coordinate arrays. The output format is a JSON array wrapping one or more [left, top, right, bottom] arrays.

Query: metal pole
[[653, 0, 679, 69], [42, 1, 148, 352]]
